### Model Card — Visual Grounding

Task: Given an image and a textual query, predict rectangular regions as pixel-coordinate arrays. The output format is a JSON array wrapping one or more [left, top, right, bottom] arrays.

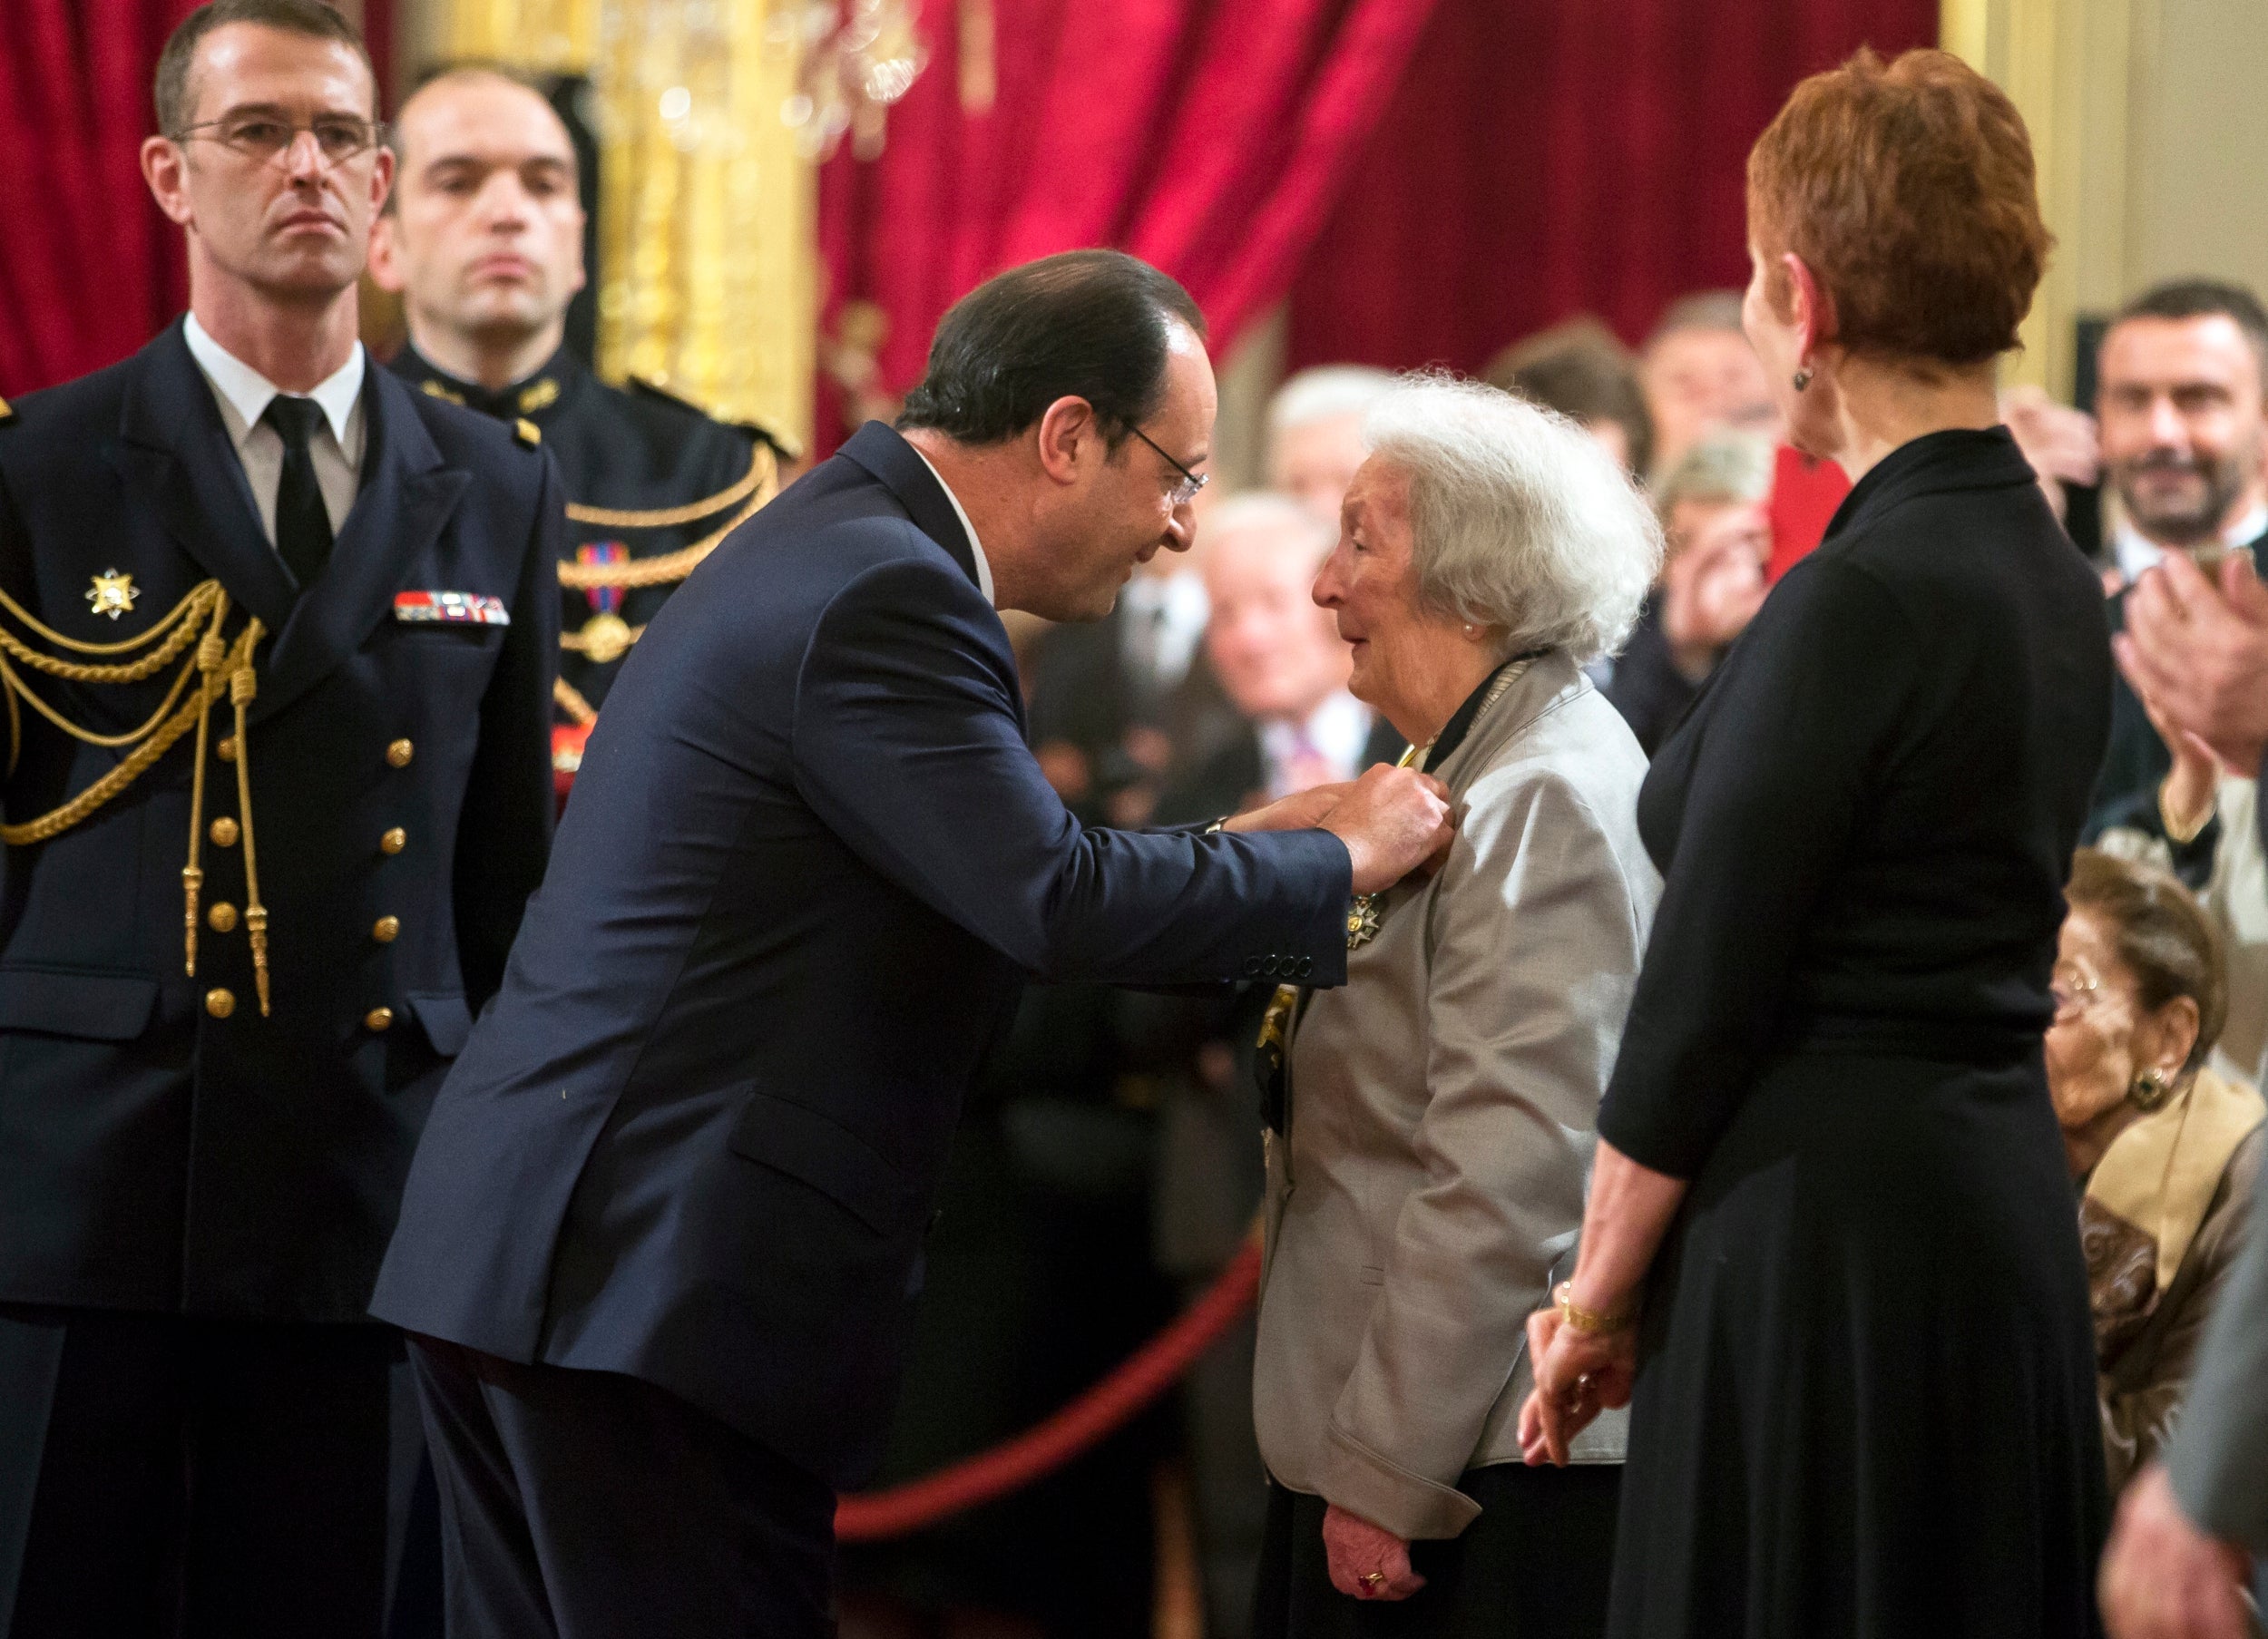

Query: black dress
[[1596, 429, 2113, 1639]]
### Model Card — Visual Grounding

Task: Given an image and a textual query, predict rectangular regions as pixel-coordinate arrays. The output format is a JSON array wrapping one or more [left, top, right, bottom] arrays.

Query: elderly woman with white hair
[[1249, 376, 1662, 1638]]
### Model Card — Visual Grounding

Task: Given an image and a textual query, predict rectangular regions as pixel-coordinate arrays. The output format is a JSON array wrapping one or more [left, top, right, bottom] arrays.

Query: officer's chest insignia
[[85, 569, 139, 620], [418, 379, 465, 406], [393, 590, 510, 627], [518, 377, 561, 414]]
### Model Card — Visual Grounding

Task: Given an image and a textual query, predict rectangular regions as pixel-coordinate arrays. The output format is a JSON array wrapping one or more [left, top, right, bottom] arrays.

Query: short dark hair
[[2067, 847, 2227, 1074], [898, 250, 1206, 447], [2109, 278, 2268, 383], [1485, 317, 1654, 479], [156, 0, 372, 136]]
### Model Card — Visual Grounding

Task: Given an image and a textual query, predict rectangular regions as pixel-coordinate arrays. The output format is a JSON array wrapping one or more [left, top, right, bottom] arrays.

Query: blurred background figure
[[2048, 851, 2264, 1498], [1264, 366, 1397, 527], [2086, 281, 2268, 844], [1484, 316, 1654, 480], [1635, 290, 1779, 481], [1604, 432, 1774, 756]]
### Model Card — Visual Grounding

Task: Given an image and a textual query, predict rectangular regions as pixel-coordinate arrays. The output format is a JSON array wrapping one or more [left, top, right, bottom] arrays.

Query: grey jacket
[[2168, 1123, 2268, 1547], [1252, 653, 1660, 1541]]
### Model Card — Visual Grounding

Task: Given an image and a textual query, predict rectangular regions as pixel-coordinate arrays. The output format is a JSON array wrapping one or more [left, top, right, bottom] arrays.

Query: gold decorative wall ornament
[[431, 0, 826, 454]]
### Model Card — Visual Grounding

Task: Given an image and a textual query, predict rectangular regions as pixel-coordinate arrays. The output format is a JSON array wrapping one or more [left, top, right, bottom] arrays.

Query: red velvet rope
[[835, 1236, 1263, 1540]]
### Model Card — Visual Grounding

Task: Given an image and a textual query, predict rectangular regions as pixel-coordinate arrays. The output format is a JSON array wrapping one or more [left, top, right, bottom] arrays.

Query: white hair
[[1198, 491, 1335, 568], [1266, 366, 1399, 436], [1363, 374, 1662, 663]]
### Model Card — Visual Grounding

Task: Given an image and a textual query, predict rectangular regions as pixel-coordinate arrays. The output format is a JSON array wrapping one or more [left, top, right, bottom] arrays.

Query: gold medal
[[1346, 895, 1383, 949], [85, 569, 138, 620], [577, 611, 634, 666]]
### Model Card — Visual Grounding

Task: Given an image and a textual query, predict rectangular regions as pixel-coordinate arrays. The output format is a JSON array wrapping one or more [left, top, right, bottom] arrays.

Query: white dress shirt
[[1118, 569, 1208, 695], [2112, 501, 2268, 585], [909, 444, 996, 608], [1257, 690, 1374, 799], [182, 314, 367, 550]]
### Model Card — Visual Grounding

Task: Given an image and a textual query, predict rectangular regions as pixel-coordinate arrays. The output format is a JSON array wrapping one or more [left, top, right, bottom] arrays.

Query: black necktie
[[261, 395, 334, 590]]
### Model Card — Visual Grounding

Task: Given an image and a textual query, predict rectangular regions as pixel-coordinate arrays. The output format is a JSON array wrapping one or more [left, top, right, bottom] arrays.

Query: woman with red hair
[[1521, 49, 2113, 1638]]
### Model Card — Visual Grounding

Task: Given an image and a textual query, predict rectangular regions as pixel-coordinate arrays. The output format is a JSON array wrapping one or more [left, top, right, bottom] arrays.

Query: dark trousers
[[406, 1334, 837, 1639], [0, 1303, 396, 1639], [1254, 1464, 1621, 1639]]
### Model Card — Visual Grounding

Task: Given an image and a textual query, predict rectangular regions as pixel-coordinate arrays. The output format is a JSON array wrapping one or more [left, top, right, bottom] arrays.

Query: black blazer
[[0, 320, 560, 1321], [371, 422, 1352, 1488], [389, 343, 772, 714]]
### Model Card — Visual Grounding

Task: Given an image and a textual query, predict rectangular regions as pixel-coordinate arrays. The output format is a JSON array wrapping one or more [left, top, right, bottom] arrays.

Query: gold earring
[[1792, 367, 1813, 392], [2130, 1068, 2173, 1111]]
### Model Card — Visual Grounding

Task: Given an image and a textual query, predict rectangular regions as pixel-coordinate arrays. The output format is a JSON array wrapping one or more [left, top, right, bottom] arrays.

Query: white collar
[[909, 444, 996, 609], [183, 312, 366, 447], [1258, 690, 1373, 779]]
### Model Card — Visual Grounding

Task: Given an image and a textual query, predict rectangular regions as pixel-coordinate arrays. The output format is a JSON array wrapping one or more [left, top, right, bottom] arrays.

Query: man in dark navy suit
[[0, 5, 557, 1635], [372, 249, 1454, 1636]]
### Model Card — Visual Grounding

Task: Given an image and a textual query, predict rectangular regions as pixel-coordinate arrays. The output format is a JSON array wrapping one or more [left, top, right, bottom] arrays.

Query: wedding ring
[[1361, 1572, 1387, 1590]]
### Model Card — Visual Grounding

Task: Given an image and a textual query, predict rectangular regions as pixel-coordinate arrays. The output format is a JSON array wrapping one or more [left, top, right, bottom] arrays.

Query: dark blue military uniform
[[0, 320, 558, 1638], [387, 343, 785, 725]]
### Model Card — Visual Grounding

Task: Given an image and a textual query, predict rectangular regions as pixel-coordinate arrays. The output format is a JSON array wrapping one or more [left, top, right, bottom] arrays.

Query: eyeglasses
[[171, 114, 389, 166], [1126, 423, 1209, 510], [2049, 960, 2103, 1020]]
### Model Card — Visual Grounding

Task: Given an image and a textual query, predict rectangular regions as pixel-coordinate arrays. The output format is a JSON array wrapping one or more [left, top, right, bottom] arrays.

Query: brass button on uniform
[[205, 988, 236, 1019], [379, 827, 406, 855], [209, 816, 239, 847], [364, 1007, 394, 1032], [372, 915, 400, 944], [207, 902, 239, 933], [216, 736, 237, 763], [386, 739, 415, 768]]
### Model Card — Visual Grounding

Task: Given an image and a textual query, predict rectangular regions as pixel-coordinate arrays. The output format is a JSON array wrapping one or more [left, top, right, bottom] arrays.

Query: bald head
[[370, 67, 584, 386], [1200, 494, 1348, 725]]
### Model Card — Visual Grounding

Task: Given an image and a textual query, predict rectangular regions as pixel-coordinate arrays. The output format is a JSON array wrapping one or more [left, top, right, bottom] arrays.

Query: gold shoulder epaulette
[[0, 395, 15, 424], [514, 417, 543, 448], [626, 376, 803, 463], [563, 440, 777, 535]]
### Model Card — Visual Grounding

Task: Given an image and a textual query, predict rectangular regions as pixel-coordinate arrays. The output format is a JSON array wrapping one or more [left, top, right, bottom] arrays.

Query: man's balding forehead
[[395, 67, 577, 170]]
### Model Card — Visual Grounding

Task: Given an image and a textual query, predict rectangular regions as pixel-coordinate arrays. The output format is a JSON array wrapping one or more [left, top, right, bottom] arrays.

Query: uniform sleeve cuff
[[1314, 1423, 1481, 1542]]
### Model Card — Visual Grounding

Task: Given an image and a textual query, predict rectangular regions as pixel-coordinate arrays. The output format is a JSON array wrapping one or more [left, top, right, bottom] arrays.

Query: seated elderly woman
[[2048, 848, 2266, 1496], [1249, 376, 1661, 1638]]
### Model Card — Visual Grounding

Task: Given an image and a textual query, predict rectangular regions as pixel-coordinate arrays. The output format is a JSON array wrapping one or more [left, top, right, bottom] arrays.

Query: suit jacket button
[[1296, 956, 1314, 978], [207, 902, 238, 933], [379, 826, 407, 855], [1242, 957, 1262, 978], [365, 1007, 395, 1032], [209, 816, 239, 847], [205, 988, 235, 1019], [372, 915, 401, 944], [386, 738, 415, 768]]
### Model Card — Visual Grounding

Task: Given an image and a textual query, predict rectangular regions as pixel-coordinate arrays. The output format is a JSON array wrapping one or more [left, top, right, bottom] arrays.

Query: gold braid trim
[[562, 443, 774, 532], [553, 676, 600, 727], [0, 578, 220, 661], [1, 617, 259, 849]]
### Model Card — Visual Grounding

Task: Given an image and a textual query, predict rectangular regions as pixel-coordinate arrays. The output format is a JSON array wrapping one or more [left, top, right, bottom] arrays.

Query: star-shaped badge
[[86, 569, 139, 621]]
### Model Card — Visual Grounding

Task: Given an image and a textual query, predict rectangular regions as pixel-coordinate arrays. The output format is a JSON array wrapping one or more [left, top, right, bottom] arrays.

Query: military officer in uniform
[[370, 63, 789, 764], [0, 5, 557, 1635]]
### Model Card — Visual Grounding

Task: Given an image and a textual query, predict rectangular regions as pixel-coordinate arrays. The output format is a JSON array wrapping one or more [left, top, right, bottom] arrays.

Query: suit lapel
[[836, 421, 982, 590], [252, 367, 468, 724], [110, 321, 299, 633]]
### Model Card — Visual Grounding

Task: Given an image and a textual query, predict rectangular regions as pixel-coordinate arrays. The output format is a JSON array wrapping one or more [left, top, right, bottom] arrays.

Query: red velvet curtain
[[816, 0, 1441, 453], [1286, 0, 1939, 373], [0, 0, 201, 395], [0, 0, 394, 398]]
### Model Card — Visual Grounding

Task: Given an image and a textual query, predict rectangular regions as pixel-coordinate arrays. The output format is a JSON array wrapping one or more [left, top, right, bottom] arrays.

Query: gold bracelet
[[1556, 1280, 1635, 1335], [2159, 775, 2214, 847]]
